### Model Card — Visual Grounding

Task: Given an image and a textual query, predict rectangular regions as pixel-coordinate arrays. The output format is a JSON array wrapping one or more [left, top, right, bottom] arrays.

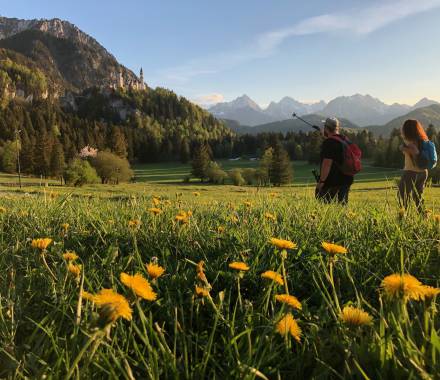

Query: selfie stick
[[292, 113, 321, 131]]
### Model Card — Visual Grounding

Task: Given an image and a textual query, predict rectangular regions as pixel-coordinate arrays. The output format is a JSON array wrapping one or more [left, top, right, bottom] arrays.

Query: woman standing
[[398, 119, 429, 212]]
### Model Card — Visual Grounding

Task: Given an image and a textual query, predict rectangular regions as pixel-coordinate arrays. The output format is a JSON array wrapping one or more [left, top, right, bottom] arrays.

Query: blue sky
[[1, 0, 440, 107]]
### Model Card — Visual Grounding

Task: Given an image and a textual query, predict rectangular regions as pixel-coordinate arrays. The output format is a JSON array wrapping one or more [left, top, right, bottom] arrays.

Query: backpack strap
[[328, 135, 348, 145]]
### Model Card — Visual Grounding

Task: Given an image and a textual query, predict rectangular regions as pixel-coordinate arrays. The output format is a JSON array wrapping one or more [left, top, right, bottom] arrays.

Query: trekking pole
[[292, 113, 321, 131]]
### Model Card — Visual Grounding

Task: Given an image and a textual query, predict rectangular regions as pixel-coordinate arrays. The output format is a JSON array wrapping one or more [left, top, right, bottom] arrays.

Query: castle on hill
[[109, 67, 145, 91]]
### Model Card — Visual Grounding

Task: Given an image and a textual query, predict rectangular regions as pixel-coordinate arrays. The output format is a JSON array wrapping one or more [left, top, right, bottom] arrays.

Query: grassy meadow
[[0, 164, 439, 379]]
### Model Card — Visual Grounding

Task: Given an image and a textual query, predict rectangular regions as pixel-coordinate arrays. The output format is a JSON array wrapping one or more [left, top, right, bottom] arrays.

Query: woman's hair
[[401, 119, 428, 142]]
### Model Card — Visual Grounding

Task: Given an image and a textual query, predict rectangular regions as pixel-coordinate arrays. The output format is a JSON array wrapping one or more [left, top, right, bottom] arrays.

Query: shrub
[[242, 168, 256, 185], [91, 151, 133, 184], [64, 159, 99, 187], [228, 168, 245, 186], [206, 162, 227, 184]]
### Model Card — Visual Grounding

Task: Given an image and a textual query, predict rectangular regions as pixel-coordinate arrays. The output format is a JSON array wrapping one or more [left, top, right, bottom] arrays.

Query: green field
[[133, 160, 403, 185], [0, 166, 439, 379]]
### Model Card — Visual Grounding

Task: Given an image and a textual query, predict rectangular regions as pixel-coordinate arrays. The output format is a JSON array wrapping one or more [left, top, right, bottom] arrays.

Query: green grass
[[0, 179, 439, 379], [133, 160, 403, 185]]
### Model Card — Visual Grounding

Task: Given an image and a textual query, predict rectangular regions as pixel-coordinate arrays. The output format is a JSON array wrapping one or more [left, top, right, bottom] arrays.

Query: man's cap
[[324, 117, 340, 130]]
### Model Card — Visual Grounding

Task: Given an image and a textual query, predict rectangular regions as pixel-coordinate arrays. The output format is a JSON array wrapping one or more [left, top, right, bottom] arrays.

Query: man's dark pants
[[316, 185, 351, 205]]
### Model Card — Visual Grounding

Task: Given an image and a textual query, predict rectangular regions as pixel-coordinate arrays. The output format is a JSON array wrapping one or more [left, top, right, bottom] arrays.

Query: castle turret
[[139, 68, 145, 90]]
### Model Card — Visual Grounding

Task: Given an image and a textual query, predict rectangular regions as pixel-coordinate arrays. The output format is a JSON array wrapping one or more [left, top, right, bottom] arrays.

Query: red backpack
[[329, 135, 362, 176]]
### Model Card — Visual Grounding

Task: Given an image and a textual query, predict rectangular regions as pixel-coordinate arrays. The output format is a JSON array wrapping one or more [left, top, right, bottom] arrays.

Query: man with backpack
[[316, 117, 362, 204]]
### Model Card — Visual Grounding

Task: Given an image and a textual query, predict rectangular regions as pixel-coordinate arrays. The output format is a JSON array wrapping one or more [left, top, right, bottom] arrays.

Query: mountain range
[[209, 94, 439, 128]]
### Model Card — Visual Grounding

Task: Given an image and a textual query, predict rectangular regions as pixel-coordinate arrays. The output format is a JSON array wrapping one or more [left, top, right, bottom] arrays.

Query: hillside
[[366, 104, 440, 136], [227, 114, 359, 135], [0, 28, 139, 93]]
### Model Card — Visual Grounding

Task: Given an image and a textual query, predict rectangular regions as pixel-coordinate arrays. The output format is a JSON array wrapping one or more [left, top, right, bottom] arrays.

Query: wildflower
[[244, 201, 252, 207], [146, 263, 165, 279], [175, 211, 191, 224], [148, 207, 162, 215], [264, 212, 277, 222], [81, 290, 95, 301], [275, 294, 302, 310], [152, 197, 161, 206], [63, 251, 79, 261], [269, 192, 278, 198], [93, 289, 132, 322], [120, 273, 157, 301], [217, 226, 225, 234], [261, 270, 284, 286], [420, 286, 440, 299], [229, 262, 250, 271], [0, 206, 7, 213], [61, 223, 69, 231], [67, 262, 82, 278], [398, 208, 406, 218], [31, 238, 52, 250], [193, 191, 201, 197], [230, 214, 239, 223], [321, 242, 347, 255], [340, 306, 372, 327], [270, 238, 297, 250], [381, 273, 425, 301], [195, 286, 210, 298], [276, 313, 301, 342], [434, 214, 440, 224], [128, 219, 141, 229]]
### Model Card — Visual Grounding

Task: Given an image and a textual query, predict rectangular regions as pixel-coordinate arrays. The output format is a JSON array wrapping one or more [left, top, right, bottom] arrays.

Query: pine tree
[[109, 126, 128, 158], [180, 139, 190, 163], [191, 144, 211, 181], [270, 143, 293, 186], [34, 130, 51, 177], [257, 147, 273, 186], [50, 139, 65, 180], [21, 138, 35, 174]]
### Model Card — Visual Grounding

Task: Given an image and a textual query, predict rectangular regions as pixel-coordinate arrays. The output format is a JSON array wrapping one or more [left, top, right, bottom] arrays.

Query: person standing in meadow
[[398, 119, 430, 212], [316, 118, 360, 204]]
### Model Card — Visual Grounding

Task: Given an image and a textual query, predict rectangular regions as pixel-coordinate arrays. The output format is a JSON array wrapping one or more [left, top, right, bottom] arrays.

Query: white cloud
[[157, 0, 440, 85], [191, 93, 225, 107]]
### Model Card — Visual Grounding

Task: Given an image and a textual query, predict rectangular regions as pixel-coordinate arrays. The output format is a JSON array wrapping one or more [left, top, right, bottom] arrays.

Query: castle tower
[[139, 67, 145, 90], [118, 70, 124, 89]]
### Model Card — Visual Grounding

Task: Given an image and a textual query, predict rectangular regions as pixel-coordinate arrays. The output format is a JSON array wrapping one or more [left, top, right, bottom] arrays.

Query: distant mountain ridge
[[366, 104, 440, 136], [210, 94, 439, 128], [209, 95, 326, 126]]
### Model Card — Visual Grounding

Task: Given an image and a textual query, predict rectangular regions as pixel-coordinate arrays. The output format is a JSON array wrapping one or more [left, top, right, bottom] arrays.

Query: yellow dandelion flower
[[67, 262, 82, 278], [61, 223, 69, 231], [243, 201, 252, 207], [434, 214, 440, 224], [146, 263, 165, 279], [93, 288, 132, 322], [229, 262, 250, 271], [270, 238, 297, 250], [31, 238, 52, 250], [381, 273, 425, 300], [175, 211, 191, 224], [81, 290, 95, 301], [230, 214, 239, 223], [63, 251, 79, 261], [269, 192, 278, 198], [275, 294, 302, 310], [0, 206, 7, 213], [321, 242, 347, 255], [195, 286, 210, 297], [340, 306, 372, 327], [120, 273, 157, 301], [276, 313, 301, 342], [265, 212, 277, 222], [217, 226, 225, 234], [420, 285, 440, 299], [261, 270, 284, 285], [152, 197, 161, 206], [193, 192, 201, 197], [128, 219, 141, 229], [148, 207, 162, 215], [187, 211, 193, 217]]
